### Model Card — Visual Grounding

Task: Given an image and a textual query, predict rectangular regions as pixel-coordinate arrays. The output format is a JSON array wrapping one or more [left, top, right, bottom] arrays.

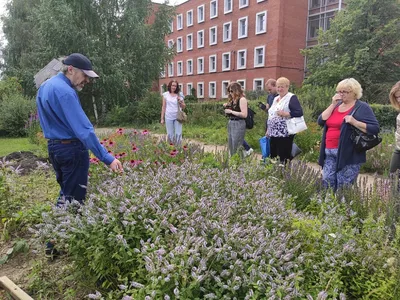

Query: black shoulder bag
[[349, 104, 382, 152]]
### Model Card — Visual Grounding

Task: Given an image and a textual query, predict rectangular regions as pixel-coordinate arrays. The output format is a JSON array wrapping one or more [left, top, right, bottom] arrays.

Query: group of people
[[36, 52, 400, 208]]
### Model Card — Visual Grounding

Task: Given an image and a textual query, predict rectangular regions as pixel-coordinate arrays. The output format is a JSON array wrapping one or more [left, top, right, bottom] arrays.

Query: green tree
[[2, 0, 175, 120], [303, 0, 400, 103]]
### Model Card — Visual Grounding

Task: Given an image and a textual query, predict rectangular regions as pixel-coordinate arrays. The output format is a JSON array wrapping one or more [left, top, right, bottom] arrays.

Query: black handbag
[[349, 104, 382, 152]]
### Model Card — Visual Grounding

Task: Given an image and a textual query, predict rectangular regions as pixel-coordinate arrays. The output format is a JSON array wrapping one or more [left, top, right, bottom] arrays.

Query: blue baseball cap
[[62, 53, 99, 78]]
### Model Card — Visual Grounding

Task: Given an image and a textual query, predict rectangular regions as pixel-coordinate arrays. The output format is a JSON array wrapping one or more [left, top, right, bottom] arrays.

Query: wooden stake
[[0, 276, 34, 300]]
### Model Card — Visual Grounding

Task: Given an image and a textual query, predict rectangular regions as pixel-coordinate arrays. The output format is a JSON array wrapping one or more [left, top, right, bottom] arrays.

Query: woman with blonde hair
[[266, 77, 304, 164], [318, 78, 379, 190], [223, 82, 248, 155], [389, 81, 400, 173]]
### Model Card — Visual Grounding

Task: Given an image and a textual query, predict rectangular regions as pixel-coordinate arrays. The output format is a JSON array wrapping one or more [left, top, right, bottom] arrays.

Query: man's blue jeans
[[48, 140, 90, 206]]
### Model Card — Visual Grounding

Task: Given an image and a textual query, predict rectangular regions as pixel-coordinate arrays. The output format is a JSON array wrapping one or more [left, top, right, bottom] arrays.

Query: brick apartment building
[[158, 0, 344, 100]]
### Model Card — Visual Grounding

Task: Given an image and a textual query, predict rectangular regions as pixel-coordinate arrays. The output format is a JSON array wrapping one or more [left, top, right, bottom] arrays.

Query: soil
[[1, 151, 49, 175]]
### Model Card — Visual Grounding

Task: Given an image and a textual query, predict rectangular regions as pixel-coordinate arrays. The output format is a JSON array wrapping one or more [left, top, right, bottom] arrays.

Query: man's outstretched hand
[[110, 159, 124, 173]]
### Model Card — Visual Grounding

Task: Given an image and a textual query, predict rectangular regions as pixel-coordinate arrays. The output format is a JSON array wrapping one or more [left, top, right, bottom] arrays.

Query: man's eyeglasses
[[337, 90, 351, 94]]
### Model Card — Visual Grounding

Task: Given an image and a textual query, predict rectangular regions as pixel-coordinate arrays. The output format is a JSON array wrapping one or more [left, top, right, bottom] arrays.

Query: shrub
[[0, 77, 23, 101], [243, 89, 268, 101], [102, 103, 138, 126], [361, 132, 394, 174], [136, 92, 163, 124], [296, 84, 336, 120], [0, 94, 36, 137], [370, 104, 397, 130], [25, 112, 42, 144]]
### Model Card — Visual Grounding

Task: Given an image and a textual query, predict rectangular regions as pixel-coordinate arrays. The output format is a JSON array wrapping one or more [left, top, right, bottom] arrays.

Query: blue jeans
[[165, 119, 183, 145], [48, 140, 90, 205]]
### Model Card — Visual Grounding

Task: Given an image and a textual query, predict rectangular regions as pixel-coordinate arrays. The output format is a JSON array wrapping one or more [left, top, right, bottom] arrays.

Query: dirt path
[[96, 127, 377, 188]]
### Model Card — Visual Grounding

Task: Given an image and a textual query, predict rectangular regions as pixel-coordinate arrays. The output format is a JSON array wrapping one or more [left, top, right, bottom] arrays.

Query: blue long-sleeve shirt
[[36, 73, 114, 165]]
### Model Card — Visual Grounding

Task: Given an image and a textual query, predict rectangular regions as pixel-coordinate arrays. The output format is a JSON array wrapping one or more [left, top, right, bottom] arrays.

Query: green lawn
[[0, 137, 41, 157]]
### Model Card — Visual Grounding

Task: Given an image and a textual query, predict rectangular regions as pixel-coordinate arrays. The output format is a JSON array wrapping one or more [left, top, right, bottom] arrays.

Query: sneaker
[[245, 148, 254, 156]]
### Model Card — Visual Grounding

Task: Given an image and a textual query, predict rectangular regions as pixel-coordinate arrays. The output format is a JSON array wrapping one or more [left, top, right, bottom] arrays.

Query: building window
[[187, 10, 193, 27], [238, 17, 248, 39], [167, 39, 174, 49], [187, 83, 193, 95], [224, 0, 232, 14], [256, 11, 267, 34], [197, 30, 205, 48], [209, 82, 216, 98], [311, 0, 321, 8], [237, 49, 247, 69], [253, 78, 264, 90], [177, 37, 183, 53], [222, 80, 230, 98], [197, 57, 204, 74], [209, 54, 217, 72], [210, 0, 218, 18], [308, 12, 335, 39], [209, 26, 217, 45], [177, 61, 183, 76], [187, 59, 193, 75], [223, 22, 232, 42], [198, 5, 205, 23], [187, 34, 193, 50], [254, 46, 265, 67], [168, 62, 174, 77], [177, 14, 183, 30], [222, 52, 230, 71], [197, 82, 204, 98], [160, 68, 166, 78], [239, 0, 248, 9], [169, 20, 173, 33], [237, 79, 246, 90]]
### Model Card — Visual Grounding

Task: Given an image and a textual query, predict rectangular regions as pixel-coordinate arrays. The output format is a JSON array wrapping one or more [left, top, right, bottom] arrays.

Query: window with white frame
[[209, 55, 217, 72], [197, 30, 204, 48], [167, 39, 174, 49], [238, 17, 248, 39], [239, 0, 248, 9], [222, 52, 230, 71], [257, 0, 265, 3], [254, 78, 264, 90], [177, 37, 183, 52], [210, 0, 218, 18], [177, 61, 183, 76], [187, 83, 193, 96], [237, 49, 246, 69], [209, 26, 217, 45], [209, 81, 216, 98], [197, 82, 204, 98], [222, 80, 230, 98], [237, 79, 246, 90], [224, 0, 232, 14], [256, 11, 267, 34], [254, 46, 265, 67], [179, 83, 183, 92], [160, 68, 166, 78], [187, 34, 193, 50], [187, 10, 193, 27], [198, 5, 205, 23], [168, 62, 174, 77], [197, 57, 204, 74], [177, 14, 183, 30], [169, 20, 173, 33], [187, 59, 193, 75], [223, 22, 232, 42]]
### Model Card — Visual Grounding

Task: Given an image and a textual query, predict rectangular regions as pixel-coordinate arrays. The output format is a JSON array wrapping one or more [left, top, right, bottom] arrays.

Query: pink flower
[[183, 145, 188, 151], [116, 128, 124, 135], [108, 141, 115, 147], [90, 158, 100, 164], [132, 146, 138, 152], [141, 129, 149, 135], [133, 130, 138, 135]]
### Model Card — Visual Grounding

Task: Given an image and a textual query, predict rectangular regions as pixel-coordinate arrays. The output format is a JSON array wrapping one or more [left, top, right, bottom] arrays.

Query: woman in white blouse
[[160, 80, 186, 145]]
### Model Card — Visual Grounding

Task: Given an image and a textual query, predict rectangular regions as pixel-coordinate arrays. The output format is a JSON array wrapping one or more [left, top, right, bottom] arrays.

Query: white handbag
[[286, 116, 307, 135]]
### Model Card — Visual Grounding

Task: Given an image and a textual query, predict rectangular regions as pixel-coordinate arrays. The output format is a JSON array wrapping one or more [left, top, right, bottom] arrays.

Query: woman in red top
[[318, 78, 379, 191]]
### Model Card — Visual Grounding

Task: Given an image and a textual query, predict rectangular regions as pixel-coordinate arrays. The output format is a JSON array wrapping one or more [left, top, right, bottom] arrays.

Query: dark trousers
[[48, 140, 90, 205], [390, 149, 400, 173], [270, 135, 294, 163], [243, 140, 250, 151]]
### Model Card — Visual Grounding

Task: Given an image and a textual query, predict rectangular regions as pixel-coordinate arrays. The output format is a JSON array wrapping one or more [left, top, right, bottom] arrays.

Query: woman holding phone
[[160, 80, 186, 145], [318, 78, 379, 191]]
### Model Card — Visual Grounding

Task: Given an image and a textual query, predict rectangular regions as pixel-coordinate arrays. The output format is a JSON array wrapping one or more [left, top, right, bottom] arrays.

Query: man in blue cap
[[37, 53, 123, 206]]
